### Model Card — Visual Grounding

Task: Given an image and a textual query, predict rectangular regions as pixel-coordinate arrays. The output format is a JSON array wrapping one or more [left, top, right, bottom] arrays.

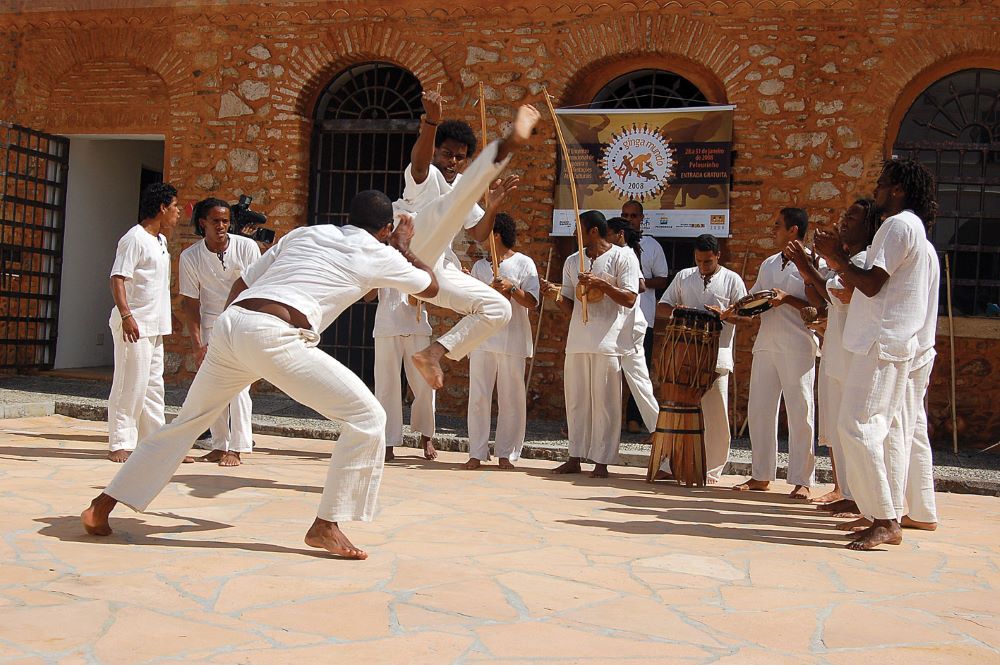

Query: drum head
[[736, 290, 776, 317]]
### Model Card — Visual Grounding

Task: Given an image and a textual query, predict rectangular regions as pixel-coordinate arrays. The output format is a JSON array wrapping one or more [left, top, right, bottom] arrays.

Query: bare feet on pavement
[[789, 485, 810, 500], [653, 469, 674, 481], [901, 515, 938, 530], [182, 455, 195, 464], [385, 446, 395, 461], [733, 479, 769, 491], [590, 464, 609, 479], [821, 498, 859, 514], [499, 458, 515, 470], [304, 517, 367, 559], [463, 458, 482, 470], [421, 436, 437, 460], [847, 520, 902, 550], [836, 516, 872, 532], [810, 489, 843, 504], [81, 493, 117, 536], [552, 458, 582, 474], [107, 450, 130, 463], [411, 344, 445, 390]]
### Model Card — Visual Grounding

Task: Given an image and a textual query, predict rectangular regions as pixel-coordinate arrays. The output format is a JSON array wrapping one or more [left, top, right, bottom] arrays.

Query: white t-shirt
[[750, 252, 824, 357], [178, 234, 261, 332], [561, 245, 640, 355], [661, 265, 748, 372], [638, 235, 669, 328], [393, 163, 484, 268], [109, 224, 172, 338], [842, 210, 930, 362], [472, 252, 540, 358], [822, 250, 867, 382], [373, 288, 431, 337], [913, 238, 940, 370], [235, 225, 432, 337]]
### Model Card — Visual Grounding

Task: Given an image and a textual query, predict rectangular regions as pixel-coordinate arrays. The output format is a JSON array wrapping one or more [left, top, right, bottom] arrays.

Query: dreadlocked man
[[814, 158, 938, 551]]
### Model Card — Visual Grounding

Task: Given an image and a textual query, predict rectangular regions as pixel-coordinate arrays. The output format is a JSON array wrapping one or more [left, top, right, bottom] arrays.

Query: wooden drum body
[[648, 307, 722, 486]]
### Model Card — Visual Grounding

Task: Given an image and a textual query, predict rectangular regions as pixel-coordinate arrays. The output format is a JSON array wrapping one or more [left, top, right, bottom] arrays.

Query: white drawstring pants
[[374, 334, 436, 446], [468, 350, 527, 461], [107, 320, 165, 453]]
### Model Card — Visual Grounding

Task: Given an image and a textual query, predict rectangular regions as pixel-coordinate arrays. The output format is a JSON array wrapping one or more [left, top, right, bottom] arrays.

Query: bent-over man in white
[[465, 213, 539, 469], [658, 234, 748, 483], [107, 182, 180, 463], [372, 287, 436, 461], [81, 191, 439, 560], [179, 198, 261, 466]]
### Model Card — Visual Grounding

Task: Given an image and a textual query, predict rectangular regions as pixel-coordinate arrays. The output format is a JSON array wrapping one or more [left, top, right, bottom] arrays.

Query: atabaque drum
[[657, 307, 723, 406]]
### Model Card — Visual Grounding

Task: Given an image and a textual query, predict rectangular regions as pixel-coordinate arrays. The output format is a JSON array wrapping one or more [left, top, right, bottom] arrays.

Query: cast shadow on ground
[[34, 514, 335, 559], [0, 443, 108, 461], [170, 474, 322, 500]]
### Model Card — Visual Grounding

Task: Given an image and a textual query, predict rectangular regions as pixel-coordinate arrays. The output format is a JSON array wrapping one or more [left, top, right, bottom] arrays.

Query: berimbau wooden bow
[[478, 82, 500, 280]]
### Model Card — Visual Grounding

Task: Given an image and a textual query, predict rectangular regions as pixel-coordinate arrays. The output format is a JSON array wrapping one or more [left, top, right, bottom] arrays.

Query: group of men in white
[[83, 88, 940, 555]]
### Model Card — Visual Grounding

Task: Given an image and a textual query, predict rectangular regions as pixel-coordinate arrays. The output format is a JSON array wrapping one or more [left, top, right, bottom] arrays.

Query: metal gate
[[308, 62, 423, 385], [0, 122, 69, 369]]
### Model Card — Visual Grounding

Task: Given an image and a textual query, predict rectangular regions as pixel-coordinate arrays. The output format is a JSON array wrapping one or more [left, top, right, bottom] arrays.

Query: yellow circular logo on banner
[[599, 123, 674, 201]]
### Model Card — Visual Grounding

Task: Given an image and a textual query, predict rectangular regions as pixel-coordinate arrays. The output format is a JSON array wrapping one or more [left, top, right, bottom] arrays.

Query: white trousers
[[819, 372, 853, 500], [405, 141, 512, 360], [837, 347, 910, 522], [894, 359, 937, 523], [622, 344, 658, 433], [565, 353, 622, 465], [203, 325, 253, 453], [105, 307, 387, 523], [468, 350, 527, 461], [703, 372, 731, 482], [748, 350, 816, 487], [374, 334, 436, 446], [108, 324, 165, 452]]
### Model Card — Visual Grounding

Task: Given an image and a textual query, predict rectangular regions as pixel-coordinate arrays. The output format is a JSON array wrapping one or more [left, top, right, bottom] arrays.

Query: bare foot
[[901, 515, 938, 531], [833, 510, 863, 519], [590, 464, 609, 479], [836, 516, 872, 532], [821, 499, 859, 514], [385, 446, 395, 461], [182, 456, 195, 464], [733, 479, 770, 492], [199, 450, 224, 462], [411, 344, 445, 390], [422, 436, 437, 460], [218, 451, 241, 467], [810, 489, 843, 504], [107, 450, 131, 463], [847, 520, 902, 550], [706, 477, 719, 485], [304, 517, 367, 560], [653, 469, 674, 481], [499, 458, 515, 470], [552, 458, 582, 474], [789, 485, 810, 500], [81, 493, 117, 536], [463, 458, 482, 470]]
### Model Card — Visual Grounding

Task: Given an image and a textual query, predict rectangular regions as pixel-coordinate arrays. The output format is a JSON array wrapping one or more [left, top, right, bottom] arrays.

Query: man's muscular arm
[[409, 90, 445, 185]]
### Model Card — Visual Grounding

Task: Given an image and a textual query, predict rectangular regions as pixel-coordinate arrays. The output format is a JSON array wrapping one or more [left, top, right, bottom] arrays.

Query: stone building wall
[[0, 0, 997, 446]]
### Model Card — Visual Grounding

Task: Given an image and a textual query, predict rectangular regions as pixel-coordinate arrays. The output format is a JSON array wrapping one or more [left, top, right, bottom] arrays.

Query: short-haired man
[[106, 182, 181, 463], [82, 190, 439, 560], [465, 213, 539, 470], [620, 200, 669, 433], [657, 233, 747, 483], [541, 210, 640, 479], [734, 208, 823, 499], [178, 198, 261, 467]]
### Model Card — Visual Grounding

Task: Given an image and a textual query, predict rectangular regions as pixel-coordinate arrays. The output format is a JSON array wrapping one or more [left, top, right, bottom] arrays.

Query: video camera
[[231, 195, 275, 244]]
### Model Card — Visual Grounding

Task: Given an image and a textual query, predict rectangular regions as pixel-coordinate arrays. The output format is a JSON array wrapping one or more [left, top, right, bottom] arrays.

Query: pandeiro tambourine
[[735, 289, 777, 317]]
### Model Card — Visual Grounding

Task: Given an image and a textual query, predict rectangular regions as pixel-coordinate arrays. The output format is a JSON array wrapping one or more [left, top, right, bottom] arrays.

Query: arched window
[[591, 69, 711, 277], [893, 68, 1000, 316], [308, 62, 423, 383]]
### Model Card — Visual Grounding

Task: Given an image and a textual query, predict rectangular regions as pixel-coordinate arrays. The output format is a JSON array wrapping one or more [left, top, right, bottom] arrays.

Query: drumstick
[[542, 86, 587, 323], [526, 245, 554, 390], [478, 82, 500, 280], [945, 254, 958, 454]]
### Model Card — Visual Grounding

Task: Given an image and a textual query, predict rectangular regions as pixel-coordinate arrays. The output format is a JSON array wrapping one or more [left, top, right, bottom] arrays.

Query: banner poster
[[550, 106, 734, 238]]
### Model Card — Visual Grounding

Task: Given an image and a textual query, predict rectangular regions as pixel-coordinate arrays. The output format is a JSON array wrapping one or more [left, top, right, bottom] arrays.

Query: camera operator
[[178, 197, 261, 467]]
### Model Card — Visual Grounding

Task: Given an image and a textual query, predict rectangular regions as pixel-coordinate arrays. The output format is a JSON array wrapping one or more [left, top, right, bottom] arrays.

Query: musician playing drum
[[655, 234, 748, 484], [733, 208, 827, 499]]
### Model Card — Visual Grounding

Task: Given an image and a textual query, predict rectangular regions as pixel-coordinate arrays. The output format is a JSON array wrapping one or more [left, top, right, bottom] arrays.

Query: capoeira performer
[[106, 182, 180, 463], [540, 211, 640, 479], [370, 286, 437, 461], [178, 198, 261, 467], [814, 158, 937, 550], [464, 212, 539, 470], [82, 193, 437, 559], [786, 199, 877, 515], [620, 201, 670, 433], [81, 107, 539, 559], [395, 89, 527, 390], [734, 208, 823, 499], [657, 234, 748, 483], [607, 217, 658, 435]]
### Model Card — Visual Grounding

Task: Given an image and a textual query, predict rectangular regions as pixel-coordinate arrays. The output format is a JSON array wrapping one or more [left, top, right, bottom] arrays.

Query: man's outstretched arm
[[409, 90, 445, 185]]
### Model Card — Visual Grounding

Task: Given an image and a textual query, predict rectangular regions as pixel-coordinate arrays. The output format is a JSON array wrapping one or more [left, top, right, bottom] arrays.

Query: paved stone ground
[[1, 414, 998, 664]]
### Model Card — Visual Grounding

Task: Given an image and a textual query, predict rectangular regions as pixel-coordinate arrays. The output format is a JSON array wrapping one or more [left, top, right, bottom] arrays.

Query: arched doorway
[[308, 62, 423, 383], [591, 68, 711, 278], [892, 68, 1000, 316]]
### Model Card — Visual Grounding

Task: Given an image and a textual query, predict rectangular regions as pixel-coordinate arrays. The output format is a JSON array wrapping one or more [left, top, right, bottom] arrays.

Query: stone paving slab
[[0, 415, 998, 664]]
